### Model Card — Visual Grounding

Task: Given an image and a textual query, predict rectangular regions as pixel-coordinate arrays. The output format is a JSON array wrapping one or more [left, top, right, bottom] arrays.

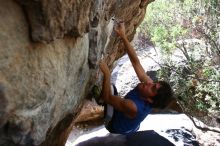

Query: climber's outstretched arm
[[114, 22, 153, 83], [99, 60, 137, 118]]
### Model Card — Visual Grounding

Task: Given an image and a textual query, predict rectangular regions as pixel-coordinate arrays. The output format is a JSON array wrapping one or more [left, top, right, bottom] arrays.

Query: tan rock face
[[0, 0, 150, 145]]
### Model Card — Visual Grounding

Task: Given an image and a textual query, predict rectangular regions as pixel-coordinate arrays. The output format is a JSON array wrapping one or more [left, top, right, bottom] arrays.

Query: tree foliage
[[138, 0, 220, 128]]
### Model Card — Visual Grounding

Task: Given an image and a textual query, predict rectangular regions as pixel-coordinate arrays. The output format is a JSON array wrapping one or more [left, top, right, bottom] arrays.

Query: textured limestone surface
[[0, 0, 151, 145]]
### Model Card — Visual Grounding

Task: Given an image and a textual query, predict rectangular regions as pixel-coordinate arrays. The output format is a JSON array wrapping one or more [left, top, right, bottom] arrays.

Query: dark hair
[[151, 81, 174, 109]]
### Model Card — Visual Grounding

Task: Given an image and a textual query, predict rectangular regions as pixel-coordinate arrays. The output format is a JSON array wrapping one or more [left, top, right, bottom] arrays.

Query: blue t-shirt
[[110, 86, 152, 134]]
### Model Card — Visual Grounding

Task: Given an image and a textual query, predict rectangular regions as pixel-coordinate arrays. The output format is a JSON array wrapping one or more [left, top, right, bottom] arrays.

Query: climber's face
[[138, 81, 161, 100]]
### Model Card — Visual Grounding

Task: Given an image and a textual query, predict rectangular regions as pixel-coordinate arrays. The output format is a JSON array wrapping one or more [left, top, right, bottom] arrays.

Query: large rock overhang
[[0, 0, 153, 145]]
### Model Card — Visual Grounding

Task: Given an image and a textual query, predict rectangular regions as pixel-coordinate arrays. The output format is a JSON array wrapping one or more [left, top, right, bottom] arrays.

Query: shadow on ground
[[75, 129, 200, 146]]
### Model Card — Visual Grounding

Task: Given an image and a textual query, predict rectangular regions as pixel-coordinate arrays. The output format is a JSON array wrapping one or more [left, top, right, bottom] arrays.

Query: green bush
[[138, 0, 220, 128]]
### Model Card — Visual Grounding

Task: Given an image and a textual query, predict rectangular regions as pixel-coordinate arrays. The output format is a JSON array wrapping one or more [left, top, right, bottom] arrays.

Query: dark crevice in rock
[[40, 113, 77, 146]]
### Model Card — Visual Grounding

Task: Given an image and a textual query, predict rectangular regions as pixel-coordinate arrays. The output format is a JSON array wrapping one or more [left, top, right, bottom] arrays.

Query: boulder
[[0, 0, 151, 145]]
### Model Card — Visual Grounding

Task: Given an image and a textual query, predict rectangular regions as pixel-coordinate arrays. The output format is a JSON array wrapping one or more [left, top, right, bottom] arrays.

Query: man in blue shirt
[[99, 22, 174, 134]]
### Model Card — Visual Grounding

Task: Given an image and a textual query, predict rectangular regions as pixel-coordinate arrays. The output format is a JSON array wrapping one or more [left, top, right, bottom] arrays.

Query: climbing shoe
[[91, 85, 103, 105]]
